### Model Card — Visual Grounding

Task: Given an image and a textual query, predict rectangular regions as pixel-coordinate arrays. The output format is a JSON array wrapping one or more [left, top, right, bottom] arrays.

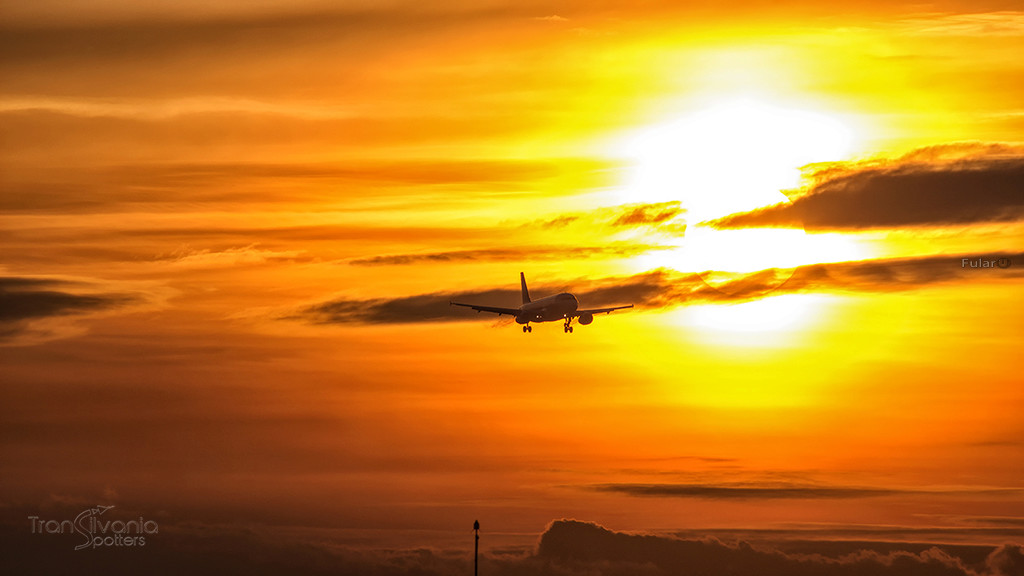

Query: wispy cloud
[[162, 245, 307, 269], [103, 159, 577, 185], [518, 202, 685, 233], [349, 243, 671, 266], [898, 11, 1024, 37], [610, 202, 684, 227], [0, 96, 361, 121], [917, 514, 1024, 528], [534, 215, 580, 229], [0, 158, 612, 214]]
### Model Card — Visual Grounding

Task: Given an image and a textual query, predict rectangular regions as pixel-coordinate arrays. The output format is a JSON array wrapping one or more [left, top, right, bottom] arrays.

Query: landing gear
[[563, 318, 574, 334], [522, 325, 532, 333]]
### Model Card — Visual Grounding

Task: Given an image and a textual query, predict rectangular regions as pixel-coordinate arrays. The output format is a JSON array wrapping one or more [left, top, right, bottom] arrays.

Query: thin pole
[[473, 520, 480, 576]]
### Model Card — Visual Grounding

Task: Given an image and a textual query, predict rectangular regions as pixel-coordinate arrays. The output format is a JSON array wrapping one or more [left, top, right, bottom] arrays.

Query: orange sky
[[1, 1, 1022, 573]]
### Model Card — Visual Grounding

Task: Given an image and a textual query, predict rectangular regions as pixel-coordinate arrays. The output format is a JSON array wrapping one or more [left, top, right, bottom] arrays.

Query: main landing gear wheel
[[563, 319, 573, 334]]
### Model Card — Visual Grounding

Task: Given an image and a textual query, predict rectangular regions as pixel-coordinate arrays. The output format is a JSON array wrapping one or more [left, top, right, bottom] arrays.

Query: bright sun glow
[[618, 97, 858, 218], [616, 97, 866, 333], [684, 294, 831, 338]]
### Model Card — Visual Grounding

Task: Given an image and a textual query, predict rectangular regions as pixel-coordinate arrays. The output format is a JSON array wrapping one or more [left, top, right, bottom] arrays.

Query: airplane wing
[[573, 305, 634, 316], [450, 301, 521, 316]]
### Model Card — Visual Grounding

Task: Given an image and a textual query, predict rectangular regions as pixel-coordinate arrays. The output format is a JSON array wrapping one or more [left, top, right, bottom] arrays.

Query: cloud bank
[[518, 520, 1023, 576], [297, 251, 1024, 324], [711, 147, 1024, 230], [3, 513, 1021, 576]]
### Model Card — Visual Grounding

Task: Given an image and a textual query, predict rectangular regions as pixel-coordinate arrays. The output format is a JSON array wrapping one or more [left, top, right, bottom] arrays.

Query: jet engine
[[578, 312, 594, 325]]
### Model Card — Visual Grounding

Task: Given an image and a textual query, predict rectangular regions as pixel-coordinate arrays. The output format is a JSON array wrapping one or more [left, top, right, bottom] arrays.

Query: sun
[[617, 96, 857, 218], [614, 96, 867, 332]]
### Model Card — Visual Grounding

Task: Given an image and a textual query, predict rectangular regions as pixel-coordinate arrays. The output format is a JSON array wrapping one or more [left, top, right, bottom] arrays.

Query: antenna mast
[[473, 520, 480, 576]]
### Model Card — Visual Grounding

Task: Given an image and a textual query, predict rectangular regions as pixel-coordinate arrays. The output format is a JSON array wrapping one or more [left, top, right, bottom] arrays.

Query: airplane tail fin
[[520, 272, 531, 304]]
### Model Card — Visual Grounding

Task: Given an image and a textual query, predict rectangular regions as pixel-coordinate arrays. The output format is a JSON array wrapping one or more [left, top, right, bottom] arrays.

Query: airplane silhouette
[[450, 273, 633, 333]]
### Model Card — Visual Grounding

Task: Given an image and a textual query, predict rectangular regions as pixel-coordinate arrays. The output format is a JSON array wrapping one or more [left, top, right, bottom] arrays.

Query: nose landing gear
[[522, 325, 532, 333]]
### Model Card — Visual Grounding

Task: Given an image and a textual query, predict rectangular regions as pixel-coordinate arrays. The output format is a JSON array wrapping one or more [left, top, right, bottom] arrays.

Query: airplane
[[450, 273, 633, 333]]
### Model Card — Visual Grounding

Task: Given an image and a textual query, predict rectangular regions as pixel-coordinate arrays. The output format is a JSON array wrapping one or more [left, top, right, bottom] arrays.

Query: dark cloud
[[294, 273, 665, 325], [588, 482, 1023, 500], [742, 251, 1024, 297], [0, 276, 135, 341], [688, 250, 1024, 303], [298, 286, 526, 325], [349, 244, 670, 266], [589, 482, 902, 499], [0, 277, 131, 323], [296, 251, 1024, 324], [711, 149, 1024, 230]]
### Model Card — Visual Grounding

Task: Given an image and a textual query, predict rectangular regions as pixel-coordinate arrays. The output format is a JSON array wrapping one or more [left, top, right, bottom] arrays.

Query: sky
[[1, 1, 1022, 574]]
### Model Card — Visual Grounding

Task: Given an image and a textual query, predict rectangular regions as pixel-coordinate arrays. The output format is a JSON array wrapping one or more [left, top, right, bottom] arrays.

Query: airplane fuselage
[[515, 293, 578, 324], [449, 273, 632, 333]]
